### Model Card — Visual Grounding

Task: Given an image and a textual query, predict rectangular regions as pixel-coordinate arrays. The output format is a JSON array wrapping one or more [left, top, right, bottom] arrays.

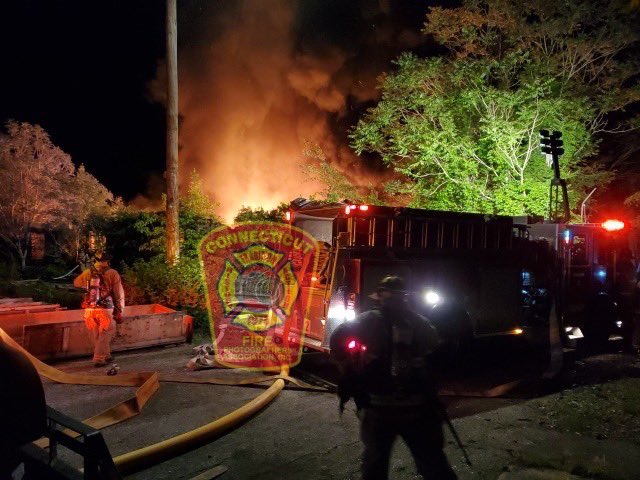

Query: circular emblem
[[216, 245, 299, 332]]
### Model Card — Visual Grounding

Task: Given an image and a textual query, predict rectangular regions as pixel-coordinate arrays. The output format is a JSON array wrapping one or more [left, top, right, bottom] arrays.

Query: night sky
[[0, 1, 435, 207], [0, 1, 167, 200]]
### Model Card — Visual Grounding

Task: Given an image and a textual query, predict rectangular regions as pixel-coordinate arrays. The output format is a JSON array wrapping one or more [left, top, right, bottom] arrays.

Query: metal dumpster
[[0, 304, 193, 360]]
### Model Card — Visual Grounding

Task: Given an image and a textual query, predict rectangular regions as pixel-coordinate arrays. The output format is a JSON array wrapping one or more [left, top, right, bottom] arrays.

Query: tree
[[302, 142, 383, 205], [179, 170, 222, 256], [351, 0, 638, 216], [0, 120, 105, 270], [54, 164, 117, 259], [426, 0, 639, 128], [181, 170, 220, 218], [233, 203, 289, 224], [93, 170, 221, 266], [0, 121, 112, 270]]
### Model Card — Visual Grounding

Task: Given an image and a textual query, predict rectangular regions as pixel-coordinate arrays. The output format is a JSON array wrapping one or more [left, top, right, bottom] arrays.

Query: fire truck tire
[[583, 323, 610, 349], [583, 293, 616, 349]]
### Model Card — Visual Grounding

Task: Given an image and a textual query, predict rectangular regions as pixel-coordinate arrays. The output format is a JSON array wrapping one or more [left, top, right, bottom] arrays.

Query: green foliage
[[0, 280, 84, 309], [92, 171, 221, 335], [181, 170, 220, 218], [425, 0, 640, 114], [88, 209, 164, 269], [233, 203, 289, 223], [302, 142, 384, 205], [350, 0, 637, 215], [92, 171, 222, 267], [123, 256, 206, 313]]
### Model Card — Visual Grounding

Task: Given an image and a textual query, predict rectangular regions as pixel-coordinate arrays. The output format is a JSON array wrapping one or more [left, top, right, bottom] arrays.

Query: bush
[[91, 171, 221, 337], [0, 280, 84, 309], [123, 256, 210, 335]]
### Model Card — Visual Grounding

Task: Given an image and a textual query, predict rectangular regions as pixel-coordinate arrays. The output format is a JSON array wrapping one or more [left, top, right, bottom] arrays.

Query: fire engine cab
[[288, 198, 554, 353], [524, 218, 634, 347]]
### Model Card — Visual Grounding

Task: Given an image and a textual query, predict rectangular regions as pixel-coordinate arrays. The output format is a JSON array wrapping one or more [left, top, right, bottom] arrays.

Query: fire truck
[[288, 198, 633, 354], [289, 198, 551, 353]]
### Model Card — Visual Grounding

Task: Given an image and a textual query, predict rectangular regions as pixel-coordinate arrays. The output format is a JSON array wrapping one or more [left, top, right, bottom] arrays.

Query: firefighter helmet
[[377, 275, 407, 293], [94, 251, 112, 263]]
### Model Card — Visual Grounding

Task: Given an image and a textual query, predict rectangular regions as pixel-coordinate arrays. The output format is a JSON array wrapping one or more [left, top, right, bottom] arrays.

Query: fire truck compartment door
[[358, 258, 522, 336]]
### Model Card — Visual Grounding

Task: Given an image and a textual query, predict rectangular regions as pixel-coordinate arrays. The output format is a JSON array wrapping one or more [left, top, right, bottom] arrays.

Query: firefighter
[[330, 276, 457, 480], [73, 251, 124, 367]]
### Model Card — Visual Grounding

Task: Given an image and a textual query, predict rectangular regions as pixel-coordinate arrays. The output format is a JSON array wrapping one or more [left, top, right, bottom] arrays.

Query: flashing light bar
[[345, 204, 369, 214], [601, 219, 624, 232]]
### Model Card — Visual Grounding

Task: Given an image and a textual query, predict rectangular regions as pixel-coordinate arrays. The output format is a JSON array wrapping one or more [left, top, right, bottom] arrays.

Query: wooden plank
[[0, 297, 33, 304], [0, 304, 63, 315], [0, 302, 45, 310], [189, 465, 228, 480]]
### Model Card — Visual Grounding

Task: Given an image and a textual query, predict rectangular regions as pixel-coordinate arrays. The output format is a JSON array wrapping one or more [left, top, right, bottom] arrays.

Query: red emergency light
[[601, 219, 624, 232], [285, 211, 292, 222], [359, 205, 369, 211], [346, 339, 367, 352]]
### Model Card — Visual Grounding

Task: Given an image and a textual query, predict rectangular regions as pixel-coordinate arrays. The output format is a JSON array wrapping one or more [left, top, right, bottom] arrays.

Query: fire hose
[[113, 368, 288, 476], [0, 328, 320, 476]]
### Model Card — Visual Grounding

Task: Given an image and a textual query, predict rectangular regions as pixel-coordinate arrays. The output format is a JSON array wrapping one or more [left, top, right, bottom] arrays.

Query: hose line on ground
[[1, 327, 292, 477], [113, 366, 288, 476]]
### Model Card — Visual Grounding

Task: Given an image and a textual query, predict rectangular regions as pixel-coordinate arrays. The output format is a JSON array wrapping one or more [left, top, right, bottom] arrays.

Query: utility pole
[[540, 130, 570, 223], [165, 0, 179, 264]]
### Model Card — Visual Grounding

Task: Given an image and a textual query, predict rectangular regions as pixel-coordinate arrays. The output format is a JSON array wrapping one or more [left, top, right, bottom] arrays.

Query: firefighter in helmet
[[73, 251, 125, 367], [330, 276, 457, 480]]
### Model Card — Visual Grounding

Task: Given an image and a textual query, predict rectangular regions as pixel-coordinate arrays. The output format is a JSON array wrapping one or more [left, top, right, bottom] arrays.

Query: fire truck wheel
[[583, 317, 613, 350], [583, 293, 616, 350]]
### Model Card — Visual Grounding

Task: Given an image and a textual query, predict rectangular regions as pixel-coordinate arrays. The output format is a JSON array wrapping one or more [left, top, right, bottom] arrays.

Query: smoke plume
[[155, 0, 426, 222]]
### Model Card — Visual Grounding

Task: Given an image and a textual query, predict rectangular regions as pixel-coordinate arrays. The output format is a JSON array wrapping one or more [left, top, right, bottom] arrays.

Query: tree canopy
[[0, 120, 113, 268], [351, 0, 638, 216]]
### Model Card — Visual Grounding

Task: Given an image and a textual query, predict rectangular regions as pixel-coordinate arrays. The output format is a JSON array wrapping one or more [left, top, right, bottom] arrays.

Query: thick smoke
[[159, 0, 426, 222]]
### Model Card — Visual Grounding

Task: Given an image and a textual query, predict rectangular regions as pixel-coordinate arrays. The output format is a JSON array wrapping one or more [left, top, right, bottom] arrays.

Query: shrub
[[123, 256, 210, 335]]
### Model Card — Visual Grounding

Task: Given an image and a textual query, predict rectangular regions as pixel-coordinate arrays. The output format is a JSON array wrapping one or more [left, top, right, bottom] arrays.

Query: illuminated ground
[[41, 344, 640, 480]]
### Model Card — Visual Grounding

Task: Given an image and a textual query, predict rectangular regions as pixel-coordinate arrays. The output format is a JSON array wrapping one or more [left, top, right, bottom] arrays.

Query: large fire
[[150, 1, 424, 221]]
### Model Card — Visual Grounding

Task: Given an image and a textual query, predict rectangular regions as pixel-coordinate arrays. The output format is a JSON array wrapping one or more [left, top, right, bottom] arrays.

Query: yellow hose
[[113, 365, 289, 476], [1, 327, 292, 476]]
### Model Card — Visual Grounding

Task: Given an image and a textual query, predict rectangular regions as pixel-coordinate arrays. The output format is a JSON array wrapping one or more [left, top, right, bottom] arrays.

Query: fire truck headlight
[[345, 308, 356, 322], [328, 304, 346, 321], [424, 290, 441, 306]]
